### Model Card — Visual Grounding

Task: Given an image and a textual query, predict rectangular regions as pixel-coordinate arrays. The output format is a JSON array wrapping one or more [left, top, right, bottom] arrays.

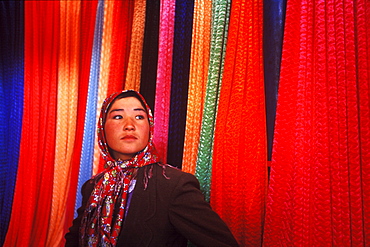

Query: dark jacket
[[65, 163, 239, 247]]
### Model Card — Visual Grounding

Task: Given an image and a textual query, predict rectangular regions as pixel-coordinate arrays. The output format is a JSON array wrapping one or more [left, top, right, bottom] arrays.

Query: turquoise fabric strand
[[74, 0, 105, 216], [195, 0, 231, 202]]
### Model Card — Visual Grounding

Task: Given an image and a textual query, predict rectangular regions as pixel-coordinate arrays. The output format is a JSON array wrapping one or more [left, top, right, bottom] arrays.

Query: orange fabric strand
[[92, 0, 114, 175], [125, 0, 146, 91], [46, 2, 80, 246], [181, 0, 211, 174], [211, 0, 267, 246], [64, 0, 98, 237], [4, 1, 60, 246]]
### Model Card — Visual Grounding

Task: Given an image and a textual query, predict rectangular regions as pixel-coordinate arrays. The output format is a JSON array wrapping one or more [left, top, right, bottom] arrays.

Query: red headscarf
[[80, 90, 160, 246]]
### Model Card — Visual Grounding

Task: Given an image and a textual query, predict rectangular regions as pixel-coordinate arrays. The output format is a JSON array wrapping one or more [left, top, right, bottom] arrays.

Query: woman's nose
[[123, 117, 135, 130]]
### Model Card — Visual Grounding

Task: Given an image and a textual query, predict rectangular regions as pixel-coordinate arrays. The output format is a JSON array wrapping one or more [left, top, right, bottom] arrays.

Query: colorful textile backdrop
[[263, 0, 370, 246], [0, 0, 369, 247]]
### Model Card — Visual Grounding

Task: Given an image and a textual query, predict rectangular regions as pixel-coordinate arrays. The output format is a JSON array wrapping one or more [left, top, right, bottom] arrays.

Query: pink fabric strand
[[153, 0, 176, 163]]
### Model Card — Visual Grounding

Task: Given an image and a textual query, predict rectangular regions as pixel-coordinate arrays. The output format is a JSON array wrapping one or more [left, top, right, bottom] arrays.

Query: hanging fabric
[[107, 0, 134, 94], [140, 0, 160, 111], [4, 1, 60, 245], [64, 0, 98, 236], [0, 2, 24, 246], [74, 0, 105, 216], [92, 0, 115, 175], [167, 0, 195, 168], [125, 0, 146, 91], [195, 0, 231, 201], [46, 1, 80, 245], [356, 0, 370, 243], [153, 0, 176, 163], [181, 0, 212, 174], [211, 0, 267, 246], [263, 0, 370, 245], [263, 0, 286, 161]]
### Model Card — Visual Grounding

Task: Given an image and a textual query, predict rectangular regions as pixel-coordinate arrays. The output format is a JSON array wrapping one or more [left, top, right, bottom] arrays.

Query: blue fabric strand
[[263, 0, 287, 160], [0, 2, 24, 245], [167, 0, 194, 168], [74, 0, 105, 217]]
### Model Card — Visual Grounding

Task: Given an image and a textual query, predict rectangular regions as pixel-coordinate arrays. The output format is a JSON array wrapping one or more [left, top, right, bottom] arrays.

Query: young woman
[[65, 90, 239, 247]]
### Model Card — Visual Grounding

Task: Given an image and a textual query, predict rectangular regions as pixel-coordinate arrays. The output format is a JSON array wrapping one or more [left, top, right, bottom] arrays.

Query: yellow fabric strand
[[92, 0, 115, 175], [47, 1, 80, 246], [182, 0, 212, 174], [124, 0, 146, 91]]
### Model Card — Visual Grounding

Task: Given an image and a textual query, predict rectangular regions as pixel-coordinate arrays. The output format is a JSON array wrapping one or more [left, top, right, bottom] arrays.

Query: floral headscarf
[[80, 90, 160, 246]]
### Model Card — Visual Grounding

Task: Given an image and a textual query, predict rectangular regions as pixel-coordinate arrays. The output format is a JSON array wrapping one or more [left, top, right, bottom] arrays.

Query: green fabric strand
[[195, 0, 231, 202]]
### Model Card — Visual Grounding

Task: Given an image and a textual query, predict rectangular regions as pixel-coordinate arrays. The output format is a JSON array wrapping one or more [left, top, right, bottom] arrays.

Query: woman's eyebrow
[[109, 108, 146, 114], [109, 108, 124, 114], [133, 108, 146, 112]]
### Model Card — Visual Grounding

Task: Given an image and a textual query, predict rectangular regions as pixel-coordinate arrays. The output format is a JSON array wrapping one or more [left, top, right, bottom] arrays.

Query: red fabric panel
[[107, 0, 134, 94], [356, 0, 370, 245], [210, 0, 267, 246], [264, 0, 370, 246]]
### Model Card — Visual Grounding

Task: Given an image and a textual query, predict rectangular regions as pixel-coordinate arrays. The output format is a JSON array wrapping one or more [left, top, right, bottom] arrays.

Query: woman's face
[[104, 96, 150, 160]]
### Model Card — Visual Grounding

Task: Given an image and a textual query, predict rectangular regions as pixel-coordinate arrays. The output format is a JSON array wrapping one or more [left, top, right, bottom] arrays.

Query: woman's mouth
[[122, 135, 137, 140]]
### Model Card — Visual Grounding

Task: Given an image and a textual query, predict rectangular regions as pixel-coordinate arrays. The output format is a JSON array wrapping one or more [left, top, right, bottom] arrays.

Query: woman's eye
[[136, 115, 145, 120], [113, 115, 122, 119]]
